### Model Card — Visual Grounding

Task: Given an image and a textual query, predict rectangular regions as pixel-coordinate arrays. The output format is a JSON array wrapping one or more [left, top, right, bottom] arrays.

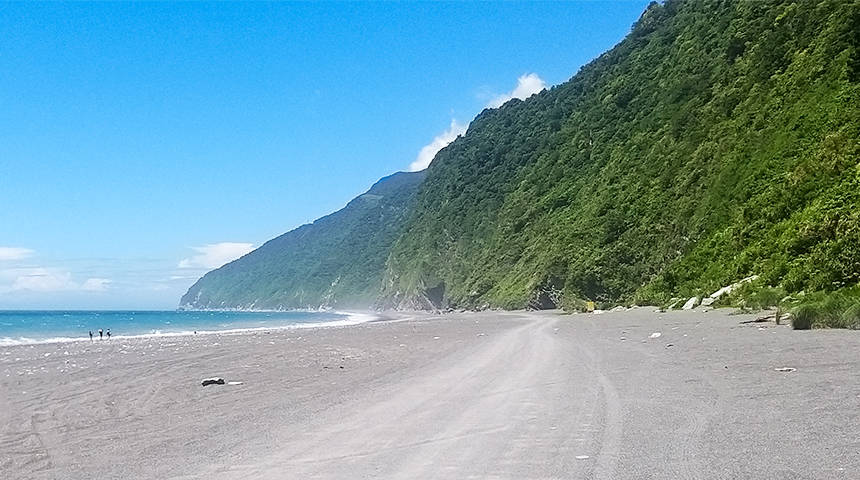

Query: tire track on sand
[[565, 326, 623, 480], [195, 314, 582, 479]]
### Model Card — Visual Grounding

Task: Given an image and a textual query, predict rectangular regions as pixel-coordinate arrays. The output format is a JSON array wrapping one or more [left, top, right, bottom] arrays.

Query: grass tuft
[[841, 302, 860, 330], [790, 287, 860, 329], [791, 304, 817, 330]]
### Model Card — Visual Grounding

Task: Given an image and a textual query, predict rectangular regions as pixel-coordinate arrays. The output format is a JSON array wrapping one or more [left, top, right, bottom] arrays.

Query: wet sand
[[1, 308, 858, 479]]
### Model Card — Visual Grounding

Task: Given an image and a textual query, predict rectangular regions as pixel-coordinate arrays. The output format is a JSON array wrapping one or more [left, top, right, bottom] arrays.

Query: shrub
[[561, 296, 589, 313], [841, 302, 860, 330], [751, 287, 786, 310], [792, 304, 817, 330], [790, 288, 860, 329], [728, 283, 786, 312]]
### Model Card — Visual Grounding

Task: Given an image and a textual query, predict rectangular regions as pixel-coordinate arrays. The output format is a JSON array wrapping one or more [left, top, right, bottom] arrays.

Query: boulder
[[201, 377, 225, 386], [709, 275, 759, 299], [682, 297, 699, 310], [700, 297, 715, 306]]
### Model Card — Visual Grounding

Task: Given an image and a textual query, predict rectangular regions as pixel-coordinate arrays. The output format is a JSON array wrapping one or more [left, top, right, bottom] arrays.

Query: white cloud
[[81, 278, 111, 291], [486, 73, 547, 109], [9, 269, 74, 292], [408, 119, 468, 172], [0, 247, 34, 261], [1, 268, 111, 293], [178, 242, 254, 269], [170, 275, 200, 281], [406, 73, 547, 172]]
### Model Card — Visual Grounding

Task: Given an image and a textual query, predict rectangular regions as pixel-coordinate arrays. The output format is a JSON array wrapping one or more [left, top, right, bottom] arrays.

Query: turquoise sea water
[[0, 310, 373, 346]]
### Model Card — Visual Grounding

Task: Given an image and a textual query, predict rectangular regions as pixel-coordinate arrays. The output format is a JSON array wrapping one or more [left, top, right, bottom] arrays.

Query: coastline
[[0, 309, 385, 348], [2, 307, 859, 479]]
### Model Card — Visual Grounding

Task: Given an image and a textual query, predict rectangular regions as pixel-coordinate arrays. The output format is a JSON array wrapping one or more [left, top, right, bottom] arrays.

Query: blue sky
[[0, 1, 652, 310]]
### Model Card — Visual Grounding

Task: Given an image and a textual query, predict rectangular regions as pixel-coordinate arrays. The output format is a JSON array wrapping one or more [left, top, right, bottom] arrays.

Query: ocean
[[0, 310, 374, 346]]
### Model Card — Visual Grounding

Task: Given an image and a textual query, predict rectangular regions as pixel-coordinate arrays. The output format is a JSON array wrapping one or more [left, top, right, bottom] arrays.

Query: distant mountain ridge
[[180, 171, 426, 310], [182, 0, 860, 311]]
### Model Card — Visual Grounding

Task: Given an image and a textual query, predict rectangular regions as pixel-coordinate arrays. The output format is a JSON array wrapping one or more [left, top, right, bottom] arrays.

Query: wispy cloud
[[81, 278, 111, 291], [178, 242, 254, 270], [407, 73, 548, 172], [408, 119, 468, 172], [1, 267, 111, 293], [486, 73, 547, 109], [0, 247, 34, 261], [9, 269, 74, 292]]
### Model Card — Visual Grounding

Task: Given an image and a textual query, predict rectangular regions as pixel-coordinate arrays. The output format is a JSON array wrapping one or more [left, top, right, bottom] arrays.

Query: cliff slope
[[382, 0, 860, 309], [180, 171, 426, 310]]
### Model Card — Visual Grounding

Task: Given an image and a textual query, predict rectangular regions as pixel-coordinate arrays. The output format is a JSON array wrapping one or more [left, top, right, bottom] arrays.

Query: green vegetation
[[694, 279, 860, 329], [789, 287, 860, 329], [179, 171, 426, 310], [382, 0, 860, 312], [181, 0, 860, 322], [718, 282, 787, 311], [791, 304, 817, 330]]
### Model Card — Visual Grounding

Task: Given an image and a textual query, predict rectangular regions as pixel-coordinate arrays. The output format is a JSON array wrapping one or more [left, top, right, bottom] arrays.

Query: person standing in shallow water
[[89, 331, 93, 341], [106, 329, 111, 339], [98, 329, 103, 339]]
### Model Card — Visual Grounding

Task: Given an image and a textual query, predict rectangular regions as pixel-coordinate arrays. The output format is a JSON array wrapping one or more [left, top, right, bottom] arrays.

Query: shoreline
[[0, 309, 390, 348], [0, 305, 775, 348]]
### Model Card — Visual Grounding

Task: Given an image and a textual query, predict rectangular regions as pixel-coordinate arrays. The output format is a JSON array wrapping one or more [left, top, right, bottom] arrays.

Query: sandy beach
[[2, 308, 859, 479]]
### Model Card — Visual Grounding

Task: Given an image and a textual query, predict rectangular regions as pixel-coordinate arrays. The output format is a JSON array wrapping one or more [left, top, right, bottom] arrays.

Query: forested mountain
[[179, 171, 426, 310], [380, 0, 860, 310], [181, 0, 860, 312]]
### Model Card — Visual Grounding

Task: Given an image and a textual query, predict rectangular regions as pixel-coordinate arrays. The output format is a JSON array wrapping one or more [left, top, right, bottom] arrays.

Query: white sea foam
[[0, 311, 381, 347], [0, 336, 90, 347], [334, 311, 381, 325]]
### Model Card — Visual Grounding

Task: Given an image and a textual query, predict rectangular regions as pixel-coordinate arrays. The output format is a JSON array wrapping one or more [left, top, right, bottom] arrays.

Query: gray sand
[[1, 308, 858, 479]]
